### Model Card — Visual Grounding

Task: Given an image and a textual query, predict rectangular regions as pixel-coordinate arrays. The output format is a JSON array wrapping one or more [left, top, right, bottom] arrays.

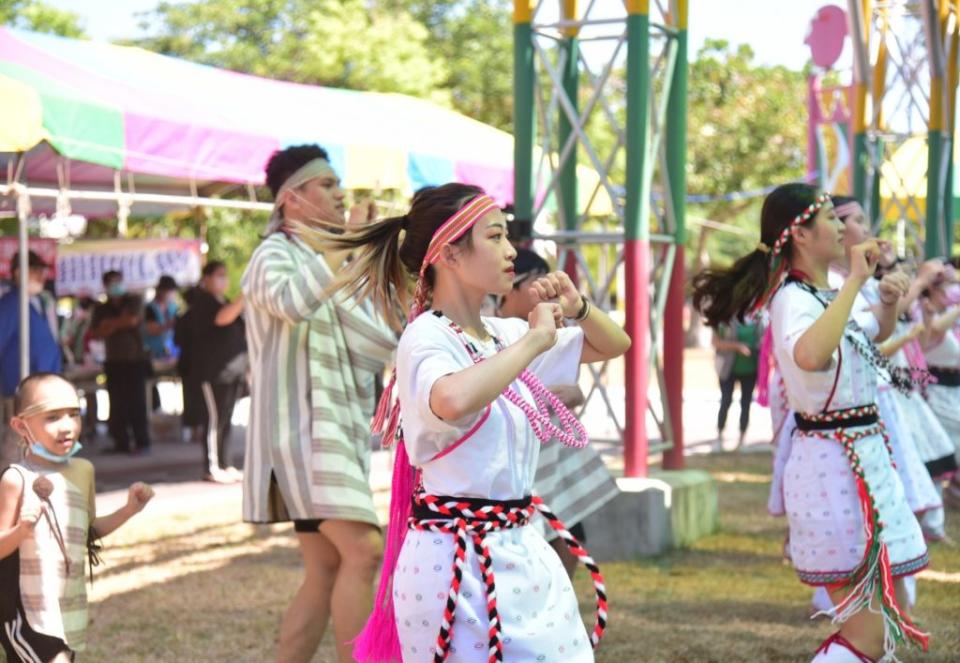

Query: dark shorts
[[293, 519, 324, 533], [569, 522, 586, 543], [1, 552, 74, 663]]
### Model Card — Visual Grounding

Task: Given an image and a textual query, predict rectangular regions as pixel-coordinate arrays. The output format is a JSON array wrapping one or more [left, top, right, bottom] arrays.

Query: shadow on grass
[[87, 540, 330, 662]]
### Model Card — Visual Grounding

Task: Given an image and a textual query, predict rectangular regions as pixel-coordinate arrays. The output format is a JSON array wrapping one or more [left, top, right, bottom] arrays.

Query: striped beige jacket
[[241, 233, 396, 525]]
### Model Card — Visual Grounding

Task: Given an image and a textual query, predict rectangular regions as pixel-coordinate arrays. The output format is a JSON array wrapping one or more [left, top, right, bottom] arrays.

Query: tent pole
[[17, 174, 30, 382], [0, 184, 274, 213]]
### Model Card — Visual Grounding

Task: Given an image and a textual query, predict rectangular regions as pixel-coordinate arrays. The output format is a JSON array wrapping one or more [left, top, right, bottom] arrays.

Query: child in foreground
[[0, 373, 154, 662]]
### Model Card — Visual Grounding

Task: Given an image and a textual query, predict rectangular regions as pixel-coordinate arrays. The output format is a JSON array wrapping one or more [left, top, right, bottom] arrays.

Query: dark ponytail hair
[[295, 183, 485, 330], [691, 182, 823, 327]]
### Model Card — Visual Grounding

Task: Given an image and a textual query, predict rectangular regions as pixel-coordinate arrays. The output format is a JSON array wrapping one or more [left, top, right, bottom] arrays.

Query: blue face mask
[[29, 441, 82, 464], [107, 283, 126, 297]]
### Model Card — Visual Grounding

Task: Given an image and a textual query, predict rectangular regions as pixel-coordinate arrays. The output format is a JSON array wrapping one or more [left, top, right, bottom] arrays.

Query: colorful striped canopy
[[0, 27, 611, 215]]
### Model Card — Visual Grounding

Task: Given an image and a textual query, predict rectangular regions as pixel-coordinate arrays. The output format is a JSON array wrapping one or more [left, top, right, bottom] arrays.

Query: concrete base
[[581, 469, 718, 562]]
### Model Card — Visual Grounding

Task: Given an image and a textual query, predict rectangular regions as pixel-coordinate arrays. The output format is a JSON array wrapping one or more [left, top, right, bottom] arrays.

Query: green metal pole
[[513, 1, 535, 224], [927, 129, 944, 257], [662, 0, 687, 471], [946, 150, 954, 253], [853, 132, 869, 206], [870, 138, 882, 228], [559, 3, 580, 278], [559, 2, 579, 234], [624, 0, 651, 478]]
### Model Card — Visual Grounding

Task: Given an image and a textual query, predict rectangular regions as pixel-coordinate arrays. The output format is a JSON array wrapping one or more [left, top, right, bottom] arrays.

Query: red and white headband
[[768, 192, 832, 257]]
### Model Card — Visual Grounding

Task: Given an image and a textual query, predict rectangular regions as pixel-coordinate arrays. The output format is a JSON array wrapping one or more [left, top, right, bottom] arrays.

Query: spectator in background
[[712, 316, 762, 450], [190, 261, 247, 483], [60, 296, 96, 366], [0, 252, 61, 398], [174, 286, 207, 444], [0, 251, 61, 466], [144, 275, 180, 360], [90, 270, 150, 455]]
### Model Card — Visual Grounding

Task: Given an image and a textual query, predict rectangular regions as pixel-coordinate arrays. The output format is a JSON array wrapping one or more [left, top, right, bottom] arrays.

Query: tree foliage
[[135, 0, 449, 102], [1, 0, 86, 37], [397, 0, 514, 131], [686, 40, 807, 263]]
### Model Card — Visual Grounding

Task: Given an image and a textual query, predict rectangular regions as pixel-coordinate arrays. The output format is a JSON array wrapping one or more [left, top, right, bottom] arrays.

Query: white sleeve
[[852, 307, 879, 341], [852, 289, 880, 341], [488, 317, 585, 388], [396, 324, 484, 464], [773, 286, 837, 373], [528, 326, 585, 387]]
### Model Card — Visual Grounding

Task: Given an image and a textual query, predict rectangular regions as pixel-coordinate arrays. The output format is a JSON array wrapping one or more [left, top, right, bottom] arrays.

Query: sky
[[45, 0, 846, 71]]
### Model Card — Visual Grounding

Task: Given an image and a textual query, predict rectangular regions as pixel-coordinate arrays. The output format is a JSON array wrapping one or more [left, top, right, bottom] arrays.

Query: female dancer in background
[[693, 183, 928, 662]]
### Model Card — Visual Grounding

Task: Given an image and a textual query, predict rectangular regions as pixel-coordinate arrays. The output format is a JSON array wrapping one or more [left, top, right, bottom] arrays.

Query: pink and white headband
[[418, 194, 500, 276], [833, 200, 865, 221]]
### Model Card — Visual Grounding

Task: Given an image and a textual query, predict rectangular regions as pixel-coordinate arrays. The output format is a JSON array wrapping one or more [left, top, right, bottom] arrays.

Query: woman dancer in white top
[[301, 183, 630, 662], [692, 183, 928, 662]]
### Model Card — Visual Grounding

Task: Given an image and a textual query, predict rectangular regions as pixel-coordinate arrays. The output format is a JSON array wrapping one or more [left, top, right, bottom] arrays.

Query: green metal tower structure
[[513, 0, 688, 476]]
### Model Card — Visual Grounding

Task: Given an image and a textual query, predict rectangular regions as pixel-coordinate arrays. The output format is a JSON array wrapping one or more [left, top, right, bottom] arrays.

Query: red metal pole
[[662, 245, 685, 469], [623, 238, 650, 477]]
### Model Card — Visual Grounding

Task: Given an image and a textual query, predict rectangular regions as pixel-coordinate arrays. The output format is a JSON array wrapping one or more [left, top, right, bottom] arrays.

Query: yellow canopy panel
[[0, 74, 46, 152]]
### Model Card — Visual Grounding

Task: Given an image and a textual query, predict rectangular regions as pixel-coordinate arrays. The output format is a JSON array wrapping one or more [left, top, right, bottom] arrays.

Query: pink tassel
[[353, 442, 417, 663], [902, 338, 928, 373], [756, 326, 774, 407], [371, 374, 397, 437]]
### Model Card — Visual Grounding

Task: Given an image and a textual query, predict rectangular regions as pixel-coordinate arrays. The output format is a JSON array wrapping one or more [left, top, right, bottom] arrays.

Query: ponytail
[[292, 215, 409, 331], [691, 249, 772, 327], [691, 182, 827, 327], [293, 183, 486, 332]]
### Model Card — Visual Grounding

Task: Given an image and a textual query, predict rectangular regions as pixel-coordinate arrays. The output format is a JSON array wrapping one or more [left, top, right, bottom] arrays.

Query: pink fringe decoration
[[355, 193, 500, 661], [353, 441, 416, 663], [756, 325, 774, 407], [902, 338, 928, 373]]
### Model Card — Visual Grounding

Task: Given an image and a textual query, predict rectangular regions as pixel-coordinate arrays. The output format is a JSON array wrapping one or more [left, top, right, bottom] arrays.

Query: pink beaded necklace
[[435, 311, 589, 449]]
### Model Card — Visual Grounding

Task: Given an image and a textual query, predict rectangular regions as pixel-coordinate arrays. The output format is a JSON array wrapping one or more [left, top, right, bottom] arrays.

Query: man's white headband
[[266, 158, 337, 234]]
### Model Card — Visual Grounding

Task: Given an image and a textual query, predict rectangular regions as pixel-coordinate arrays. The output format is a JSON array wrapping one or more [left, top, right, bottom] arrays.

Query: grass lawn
[[6, 452, 958, 662]]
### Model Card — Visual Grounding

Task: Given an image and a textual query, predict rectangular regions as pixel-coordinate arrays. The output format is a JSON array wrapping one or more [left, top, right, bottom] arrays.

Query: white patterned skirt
[[894, 388, 955, 472], [767, 408, 794, 517], [394, 525, 593, 663], [925, 383, 960, 456], [877, 388, 943, 514], [784, 426, 928, 585]]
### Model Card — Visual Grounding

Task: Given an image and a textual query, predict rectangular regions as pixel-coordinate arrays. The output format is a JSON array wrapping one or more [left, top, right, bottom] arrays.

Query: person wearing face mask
[[143, 275, 180, 360], [241, 144, 397, 663], [0, 373, 153, 662], [189, 261, 246, 483], [0, 252, 62, 468], [90, 271, 150, 455]]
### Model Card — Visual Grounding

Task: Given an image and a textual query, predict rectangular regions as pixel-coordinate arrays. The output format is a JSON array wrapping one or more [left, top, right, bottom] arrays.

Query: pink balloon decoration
[[806, 5, 848, 70]]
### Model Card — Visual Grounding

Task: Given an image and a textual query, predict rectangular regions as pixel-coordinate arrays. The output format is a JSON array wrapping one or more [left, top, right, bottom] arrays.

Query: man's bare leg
[[320, 519, 383, 662], [275, 529, 340, 663]]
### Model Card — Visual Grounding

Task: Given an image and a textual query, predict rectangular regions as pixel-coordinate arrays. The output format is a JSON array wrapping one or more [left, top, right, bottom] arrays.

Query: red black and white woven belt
[[409, 492, 607, 663]]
